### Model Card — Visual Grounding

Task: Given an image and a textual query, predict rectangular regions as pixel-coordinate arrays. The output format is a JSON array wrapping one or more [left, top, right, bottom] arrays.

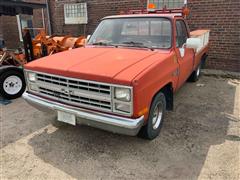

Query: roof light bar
[[121, 0, 190, 17]]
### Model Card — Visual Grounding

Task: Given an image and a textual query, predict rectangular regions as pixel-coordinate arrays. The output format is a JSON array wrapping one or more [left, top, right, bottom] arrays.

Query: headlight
[[114, 87, 131, 102], [28, 72, 36, 82]]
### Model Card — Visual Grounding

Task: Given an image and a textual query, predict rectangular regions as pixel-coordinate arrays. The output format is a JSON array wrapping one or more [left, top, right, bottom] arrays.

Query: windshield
[[88, 18, 172, 49]]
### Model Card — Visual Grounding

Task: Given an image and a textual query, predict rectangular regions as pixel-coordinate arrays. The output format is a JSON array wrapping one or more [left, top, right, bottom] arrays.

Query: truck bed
[[190, 29, 210, 69]]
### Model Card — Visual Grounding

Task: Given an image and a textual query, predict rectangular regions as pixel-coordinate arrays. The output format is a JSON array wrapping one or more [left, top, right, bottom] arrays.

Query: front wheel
[[138, 92, 166, 140], [0, 70, 26, 99]]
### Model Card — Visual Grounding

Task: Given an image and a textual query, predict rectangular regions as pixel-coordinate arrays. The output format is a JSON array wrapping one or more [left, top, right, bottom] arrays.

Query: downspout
[[45, 0, 52, 35], [41, 8, 45, 29]]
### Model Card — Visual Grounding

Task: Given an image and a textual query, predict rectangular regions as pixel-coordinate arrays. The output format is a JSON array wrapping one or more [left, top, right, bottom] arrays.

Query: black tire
[[0, 70, 26, 99], [138, 92, 166, 140], [188, 63, 201, 82]]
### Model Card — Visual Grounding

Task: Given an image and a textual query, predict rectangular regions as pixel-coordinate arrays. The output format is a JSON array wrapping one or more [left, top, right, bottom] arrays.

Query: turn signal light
[[148, 3, 156, 9], [182, 7, 190, 16]]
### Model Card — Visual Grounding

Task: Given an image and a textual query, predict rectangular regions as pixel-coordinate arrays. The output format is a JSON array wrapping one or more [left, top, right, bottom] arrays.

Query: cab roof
[[103, 13, 182, 20]]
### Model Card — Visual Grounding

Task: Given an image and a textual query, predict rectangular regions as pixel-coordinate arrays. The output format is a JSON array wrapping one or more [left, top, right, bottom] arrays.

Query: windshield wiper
[[119, 41, 154, 51], [91, 41, 114, 46]]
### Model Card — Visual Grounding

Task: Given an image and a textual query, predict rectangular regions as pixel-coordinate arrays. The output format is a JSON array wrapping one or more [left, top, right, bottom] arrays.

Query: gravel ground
[[1, 75, 240, 180]]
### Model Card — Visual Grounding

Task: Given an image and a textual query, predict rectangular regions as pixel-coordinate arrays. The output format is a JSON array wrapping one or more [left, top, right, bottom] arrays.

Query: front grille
[[35, 73, 112, 112]]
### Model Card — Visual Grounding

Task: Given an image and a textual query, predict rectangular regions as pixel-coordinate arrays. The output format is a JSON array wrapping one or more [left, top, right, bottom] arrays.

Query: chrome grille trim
[[39, 88, 111, 109], [37, 82, 111, 101], [32, 72, 112, 112], [37, 74, 111, 94]]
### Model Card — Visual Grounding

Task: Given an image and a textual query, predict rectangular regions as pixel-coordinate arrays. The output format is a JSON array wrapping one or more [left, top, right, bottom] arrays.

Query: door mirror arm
[[182, 43, 186, 48], [86, 35, 91, 42]]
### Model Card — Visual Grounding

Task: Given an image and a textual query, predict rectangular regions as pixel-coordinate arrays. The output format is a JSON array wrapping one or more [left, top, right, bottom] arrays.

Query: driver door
[[175, 19, 195, 89]]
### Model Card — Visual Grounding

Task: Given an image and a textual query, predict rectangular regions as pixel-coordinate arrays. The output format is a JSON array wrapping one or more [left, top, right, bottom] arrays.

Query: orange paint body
[[24, 14, 209, 122]]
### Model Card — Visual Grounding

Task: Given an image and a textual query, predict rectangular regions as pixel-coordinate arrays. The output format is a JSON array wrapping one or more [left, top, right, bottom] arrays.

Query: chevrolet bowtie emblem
[[61, 88, 73, 95]]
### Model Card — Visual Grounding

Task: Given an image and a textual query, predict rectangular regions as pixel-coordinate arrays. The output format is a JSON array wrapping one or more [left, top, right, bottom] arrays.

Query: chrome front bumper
[[22, 92, 144, 136]]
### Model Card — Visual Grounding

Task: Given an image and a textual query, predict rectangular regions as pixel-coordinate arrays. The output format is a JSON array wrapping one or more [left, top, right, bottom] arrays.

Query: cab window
[[176, 20, 188, 48], [88, 18, 172, 49]]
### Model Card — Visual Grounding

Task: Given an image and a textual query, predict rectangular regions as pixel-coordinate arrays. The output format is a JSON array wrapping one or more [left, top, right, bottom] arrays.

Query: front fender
[[132, 53, 178, 121], [0, 65, 24, 75]]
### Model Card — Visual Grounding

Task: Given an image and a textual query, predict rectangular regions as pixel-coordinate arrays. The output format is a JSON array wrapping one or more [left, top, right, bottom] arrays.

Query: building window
[[16, 15, 33, 42], [148, 0, 186, 9], [64, 3, 88, 24]]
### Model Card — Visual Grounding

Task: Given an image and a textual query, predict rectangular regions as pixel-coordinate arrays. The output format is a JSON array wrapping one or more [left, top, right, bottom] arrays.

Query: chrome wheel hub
[[196, 66, 201, 77], [152, 102, 163, 130], [3, 75, 22, 95]]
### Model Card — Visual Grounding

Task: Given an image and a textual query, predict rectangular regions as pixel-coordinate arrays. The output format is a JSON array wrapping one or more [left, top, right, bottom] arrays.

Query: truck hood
[[25, 47, 171, 85]]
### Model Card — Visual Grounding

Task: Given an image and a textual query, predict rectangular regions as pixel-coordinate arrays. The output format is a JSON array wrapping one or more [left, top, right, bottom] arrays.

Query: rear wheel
[[0, 70, 26, 99], [138, 92, 166, 140], [188, 63, 201, 82]]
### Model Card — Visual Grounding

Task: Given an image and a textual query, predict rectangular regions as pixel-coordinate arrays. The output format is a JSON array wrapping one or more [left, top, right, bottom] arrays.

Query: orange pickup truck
[[23, 12, 210, 139]]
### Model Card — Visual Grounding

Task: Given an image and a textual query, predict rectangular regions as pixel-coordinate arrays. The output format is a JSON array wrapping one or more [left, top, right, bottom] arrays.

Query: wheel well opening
[[152, 82, 173, 111], [201, 53, 208, 69]]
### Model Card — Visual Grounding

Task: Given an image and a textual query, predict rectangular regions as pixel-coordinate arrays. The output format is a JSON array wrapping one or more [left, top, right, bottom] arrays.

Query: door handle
[[179, 48, 185, 58]]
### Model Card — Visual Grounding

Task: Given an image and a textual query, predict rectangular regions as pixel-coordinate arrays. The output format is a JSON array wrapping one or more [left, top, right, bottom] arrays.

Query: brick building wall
[[187, 0, 240, 72], [0, 0, 239, 72], [48, 0, 146, 36], [0, 15, 23, 48]]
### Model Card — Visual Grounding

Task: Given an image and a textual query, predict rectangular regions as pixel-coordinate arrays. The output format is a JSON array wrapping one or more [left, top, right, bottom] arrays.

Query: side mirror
[[186, 38, 202, 52], [86, 35, 91, 42]]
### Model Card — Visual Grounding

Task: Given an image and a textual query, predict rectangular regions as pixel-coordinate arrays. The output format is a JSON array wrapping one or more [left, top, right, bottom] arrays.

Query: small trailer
[[0, 49, 27, 99]]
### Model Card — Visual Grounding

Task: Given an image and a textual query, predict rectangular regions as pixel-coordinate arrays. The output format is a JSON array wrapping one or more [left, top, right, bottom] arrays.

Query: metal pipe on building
[[45, 0, 52, 35], [41, 8, 45, 30]]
